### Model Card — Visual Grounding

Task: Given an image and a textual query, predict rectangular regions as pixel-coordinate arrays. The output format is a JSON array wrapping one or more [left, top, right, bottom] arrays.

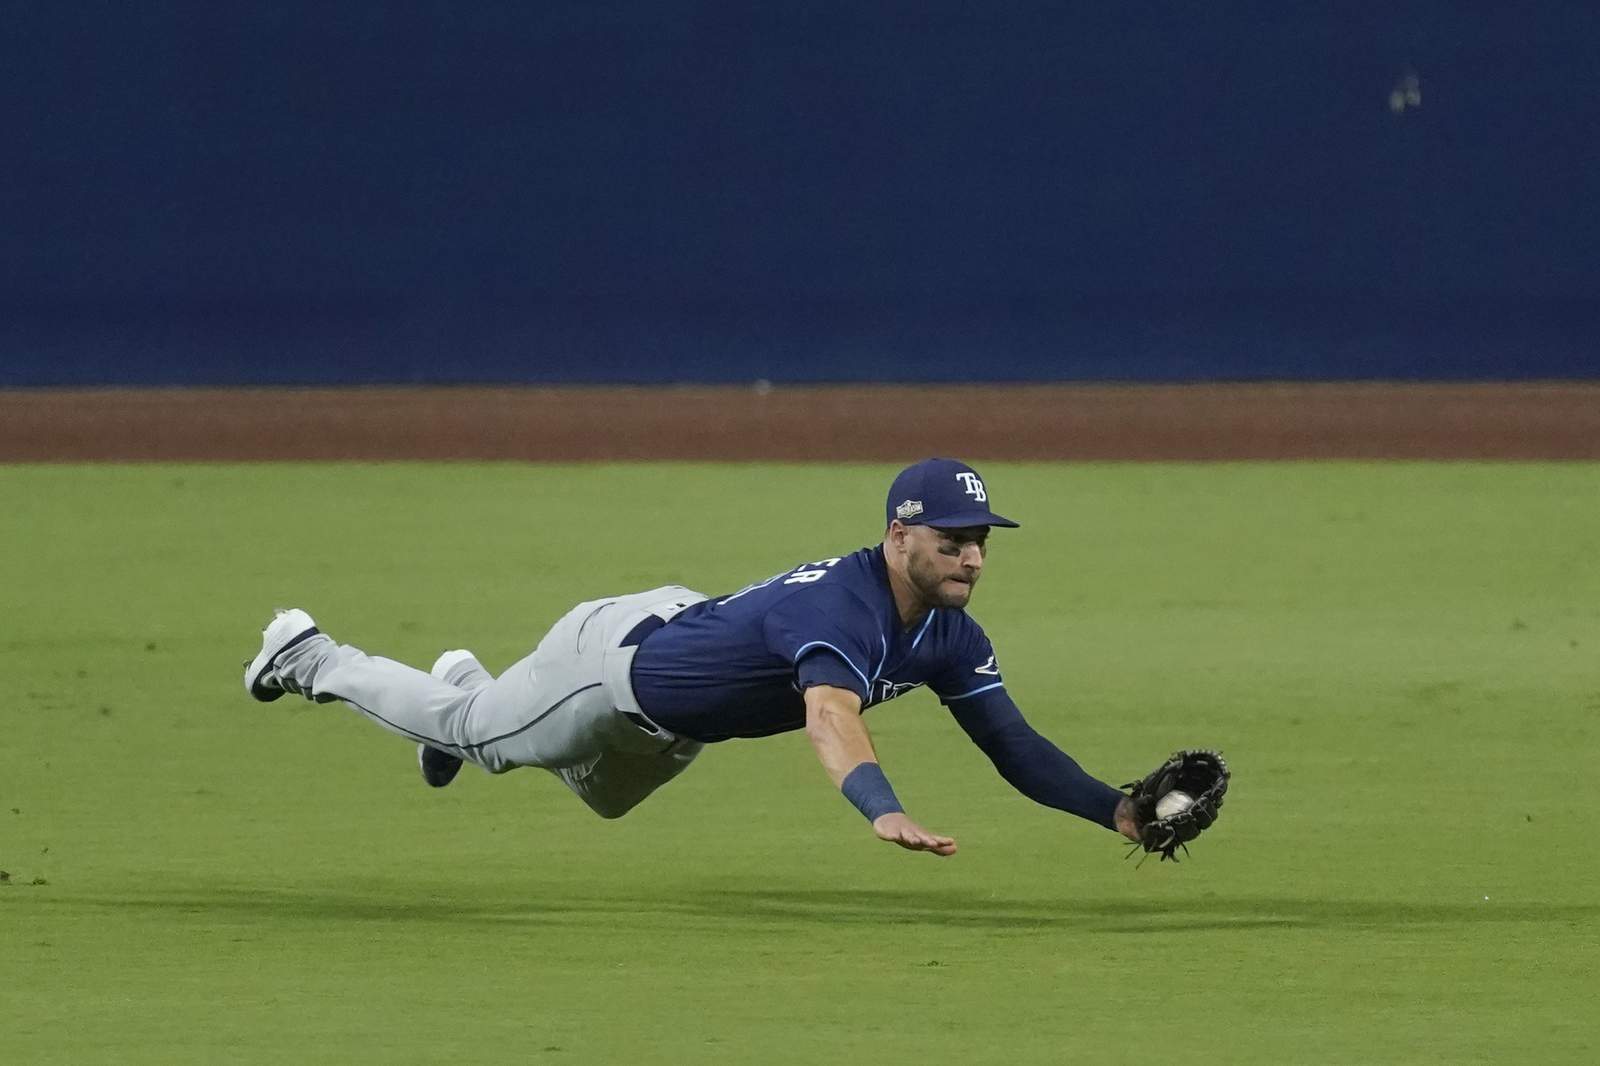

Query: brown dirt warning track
[[1, 383, 1597, 462]]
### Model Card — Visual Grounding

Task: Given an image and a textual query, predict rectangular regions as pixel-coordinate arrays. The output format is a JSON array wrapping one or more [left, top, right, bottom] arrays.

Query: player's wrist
[[841, 762, 904, 822]]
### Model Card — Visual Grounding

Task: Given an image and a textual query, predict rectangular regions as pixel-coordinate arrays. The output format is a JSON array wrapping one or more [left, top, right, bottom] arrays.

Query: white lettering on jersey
[[725, 557, 844, 600], [974, 655, 1000, 675], [955, 472, 986, 502], [783, 557, 842, 585]]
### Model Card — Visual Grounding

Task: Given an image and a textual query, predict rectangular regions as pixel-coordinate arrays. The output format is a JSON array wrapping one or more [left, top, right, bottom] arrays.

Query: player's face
[[906, 525, 988, 609]]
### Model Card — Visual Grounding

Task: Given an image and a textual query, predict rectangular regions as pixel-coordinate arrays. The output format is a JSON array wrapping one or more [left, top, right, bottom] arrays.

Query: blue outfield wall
[[4, 3, 1598, 386]]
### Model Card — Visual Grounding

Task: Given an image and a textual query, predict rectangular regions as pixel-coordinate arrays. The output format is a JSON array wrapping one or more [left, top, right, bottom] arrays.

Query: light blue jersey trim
[[910, 611, 935, 651], [794, 640, 871, 693], [942, 681, 1005, 702], [872, 635, 888, 683]]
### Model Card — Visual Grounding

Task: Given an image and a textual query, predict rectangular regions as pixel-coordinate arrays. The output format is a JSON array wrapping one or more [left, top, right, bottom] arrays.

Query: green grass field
[[3, 462, 1597, 1064]]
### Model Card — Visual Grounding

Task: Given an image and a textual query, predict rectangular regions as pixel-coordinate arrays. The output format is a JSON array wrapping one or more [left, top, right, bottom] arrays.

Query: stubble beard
[[908, 550, 975, 610]]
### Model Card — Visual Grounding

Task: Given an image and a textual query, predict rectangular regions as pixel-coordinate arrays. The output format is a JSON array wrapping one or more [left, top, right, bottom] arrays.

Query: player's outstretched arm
[[946, 687, 1135, 838], [803, 684, 957, 856]]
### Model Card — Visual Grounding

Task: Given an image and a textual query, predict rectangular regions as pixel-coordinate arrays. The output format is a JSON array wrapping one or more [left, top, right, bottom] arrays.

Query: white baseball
[[1155, 790, 1194, 819]]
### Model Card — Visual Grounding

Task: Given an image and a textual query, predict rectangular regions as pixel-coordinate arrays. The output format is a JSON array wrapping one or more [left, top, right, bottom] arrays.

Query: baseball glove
[[1122, 749, 1229, 863]]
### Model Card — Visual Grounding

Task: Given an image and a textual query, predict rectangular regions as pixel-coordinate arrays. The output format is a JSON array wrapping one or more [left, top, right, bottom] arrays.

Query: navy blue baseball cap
[[885, 458, 1020, 529]]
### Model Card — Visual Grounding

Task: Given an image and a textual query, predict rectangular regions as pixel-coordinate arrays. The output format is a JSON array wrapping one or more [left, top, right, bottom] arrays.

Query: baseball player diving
[[245, 458, 1227, 860]]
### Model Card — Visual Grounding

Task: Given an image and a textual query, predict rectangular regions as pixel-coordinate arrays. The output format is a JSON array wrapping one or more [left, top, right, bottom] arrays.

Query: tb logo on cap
[[955, 472, 987, 502]]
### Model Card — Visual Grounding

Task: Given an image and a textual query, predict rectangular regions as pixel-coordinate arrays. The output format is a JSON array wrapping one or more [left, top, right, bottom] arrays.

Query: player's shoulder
[[924, 606, 993, 654], [933, 605, 988, 636], [782, 553, 885, 614], [735, 545, 885, 614], [920, 608, 1003, 691], [752, 548, 892, 650]]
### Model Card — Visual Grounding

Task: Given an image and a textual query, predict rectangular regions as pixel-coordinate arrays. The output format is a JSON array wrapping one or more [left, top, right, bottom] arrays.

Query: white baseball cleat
[[244, 608, 322, 702]]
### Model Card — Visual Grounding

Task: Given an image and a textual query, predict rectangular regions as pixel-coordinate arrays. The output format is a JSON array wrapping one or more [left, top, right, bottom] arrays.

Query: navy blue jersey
[[630, 546, 1004, 742]]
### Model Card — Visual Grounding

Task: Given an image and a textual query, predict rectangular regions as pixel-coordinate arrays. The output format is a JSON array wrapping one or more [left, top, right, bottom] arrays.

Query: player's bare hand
[[872, 813, 958, 856]]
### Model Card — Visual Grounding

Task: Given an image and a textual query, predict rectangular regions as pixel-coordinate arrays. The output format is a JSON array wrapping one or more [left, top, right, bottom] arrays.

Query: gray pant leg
[[432, 650, 704, 817], [279, 586, 707, 814], [277, 638, 477, 749], [280, 634, 620, 774]]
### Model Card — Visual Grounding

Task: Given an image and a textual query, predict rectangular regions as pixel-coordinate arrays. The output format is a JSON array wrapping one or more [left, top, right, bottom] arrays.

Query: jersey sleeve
[[760, 587, 880, 703], [947, 687, 1124, 829], [926, 613, 1006, 705]]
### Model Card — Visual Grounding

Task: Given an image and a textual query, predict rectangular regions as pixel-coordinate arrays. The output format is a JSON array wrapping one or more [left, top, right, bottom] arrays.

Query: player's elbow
[[803, 686, 862, 728]]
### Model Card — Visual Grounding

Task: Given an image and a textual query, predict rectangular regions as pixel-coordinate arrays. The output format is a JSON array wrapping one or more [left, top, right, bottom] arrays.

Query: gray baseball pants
[[274, 586, 708, 818]]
